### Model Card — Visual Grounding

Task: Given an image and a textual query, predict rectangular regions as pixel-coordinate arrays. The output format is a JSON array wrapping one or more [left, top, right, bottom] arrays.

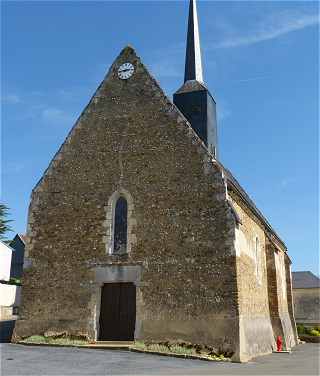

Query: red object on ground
[[277, 336, 283, 352]]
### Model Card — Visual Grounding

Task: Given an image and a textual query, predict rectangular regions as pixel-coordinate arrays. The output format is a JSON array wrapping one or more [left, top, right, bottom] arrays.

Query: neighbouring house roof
[[18, 234, 27, 244], [292, 271, 320, 289], [9, 234, 26, 246]]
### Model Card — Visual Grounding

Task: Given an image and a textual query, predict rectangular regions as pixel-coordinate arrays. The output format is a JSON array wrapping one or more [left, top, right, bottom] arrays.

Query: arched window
[[255, 236, 261, 283], [113, 197, 128, 254], [104, 189, 136, 255], [255, 237, 259, 271]]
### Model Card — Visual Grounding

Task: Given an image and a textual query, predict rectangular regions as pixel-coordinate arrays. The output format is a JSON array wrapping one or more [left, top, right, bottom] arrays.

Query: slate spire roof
[[184, 0, 203, 83]]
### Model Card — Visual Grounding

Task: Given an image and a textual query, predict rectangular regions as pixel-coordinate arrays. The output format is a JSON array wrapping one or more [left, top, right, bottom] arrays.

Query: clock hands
[[118, 63, 134, 80]]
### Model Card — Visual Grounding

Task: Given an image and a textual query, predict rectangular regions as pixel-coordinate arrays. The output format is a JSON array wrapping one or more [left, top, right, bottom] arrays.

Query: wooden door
[[99, 282, 136, 341]]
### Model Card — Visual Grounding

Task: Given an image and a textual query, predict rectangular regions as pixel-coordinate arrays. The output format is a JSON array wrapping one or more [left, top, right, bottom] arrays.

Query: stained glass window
[[114, 197, 128, 254]]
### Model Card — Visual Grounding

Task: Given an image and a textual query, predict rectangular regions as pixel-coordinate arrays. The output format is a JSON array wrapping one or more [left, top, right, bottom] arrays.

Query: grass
[[131, 341, 229, 361], [169, 344, 196, 356], [21, 336, 230, 361], [21, 335, 88, 346]]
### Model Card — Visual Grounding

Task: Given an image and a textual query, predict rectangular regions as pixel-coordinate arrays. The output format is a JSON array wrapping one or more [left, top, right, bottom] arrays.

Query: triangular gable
[[32, 45, 214, 196]]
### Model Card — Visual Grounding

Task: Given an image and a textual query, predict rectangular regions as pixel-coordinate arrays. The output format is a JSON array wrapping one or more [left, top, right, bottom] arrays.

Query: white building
[[0, 240, 21, 321], [0, 241, 13, 282]]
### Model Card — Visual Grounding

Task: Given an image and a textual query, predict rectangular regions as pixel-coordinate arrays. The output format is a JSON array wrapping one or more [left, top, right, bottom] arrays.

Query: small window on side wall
[[255, 236, 261, 284], [255, 236, 258, 267], [113, 197, 128, 254]]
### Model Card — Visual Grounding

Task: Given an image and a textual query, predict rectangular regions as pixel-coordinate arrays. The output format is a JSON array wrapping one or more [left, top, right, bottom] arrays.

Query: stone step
[[87, 341, 133, 348]]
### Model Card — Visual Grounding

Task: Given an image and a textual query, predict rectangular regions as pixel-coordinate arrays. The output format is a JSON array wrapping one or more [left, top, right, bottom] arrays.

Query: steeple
[[173, 0, 219, 158], [184, 0, 203, 83]]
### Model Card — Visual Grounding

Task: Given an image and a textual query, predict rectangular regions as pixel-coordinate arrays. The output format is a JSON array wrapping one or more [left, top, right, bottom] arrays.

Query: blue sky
[[1, 1, 319, 275]]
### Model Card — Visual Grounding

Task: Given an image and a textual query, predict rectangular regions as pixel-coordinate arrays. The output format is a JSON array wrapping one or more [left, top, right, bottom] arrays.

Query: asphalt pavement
[[1, 342, 319, 375]]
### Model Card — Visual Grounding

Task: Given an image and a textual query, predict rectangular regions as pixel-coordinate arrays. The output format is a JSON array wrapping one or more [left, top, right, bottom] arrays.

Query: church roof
[[221, 165, 287, 251], [175, 79, 208, 94], [292, 271, 320, 289]]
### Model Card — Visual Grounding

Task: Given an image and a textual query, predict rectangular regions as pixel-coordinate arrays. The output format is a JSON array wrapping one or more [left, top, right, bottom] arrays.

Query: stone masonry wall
[[285, 259, 298, 342], [230, 191, 275, 361], [265, 239, 297, 350], [14, 47, 239, 356], [265, 239, 282, 335]]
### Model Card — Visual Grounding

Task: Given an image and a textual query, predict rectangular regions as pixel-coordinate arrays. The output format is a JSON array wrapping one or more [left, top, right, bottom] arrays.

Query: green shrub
[[9, 277, 21, 285], [297, 325, 320, 337], [297, 324, 306, 335], [25, 335, 46, 343], [305, 327, 312, 335], [309, 329, 320, 337], [133, 341, 146, 350]]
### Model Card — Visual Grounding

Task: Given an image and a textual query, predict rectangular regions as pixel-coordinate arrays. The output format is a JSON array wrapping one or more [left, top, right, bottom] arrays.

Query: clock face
[[118, 63, 134, 80]]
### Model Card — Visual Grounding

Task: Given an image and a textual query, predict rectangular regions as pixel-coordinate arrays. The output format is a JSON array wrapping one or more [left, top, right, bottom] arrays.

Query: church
[[14, 0, 298, 361]]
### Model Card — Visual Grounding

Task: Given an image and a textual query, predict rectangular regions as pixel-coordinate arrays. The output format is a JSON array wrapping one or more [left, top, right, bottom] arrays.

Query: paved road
[[1, 343, 319, 375]]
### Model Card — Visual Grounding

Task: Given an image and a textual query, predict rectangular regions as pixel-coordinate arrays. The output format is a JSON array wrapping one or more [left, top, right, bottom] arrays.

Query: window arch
[[104, 189, 136, 255], [255, 237, 259, 276], [113, 197, 128, 254], [254, 236, 262, 285]]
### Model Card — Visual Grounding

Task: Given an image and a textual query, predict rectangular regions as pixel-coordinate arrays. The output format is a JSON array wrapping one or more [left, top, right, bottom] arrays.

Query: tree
[[0, 203, 13, 240]]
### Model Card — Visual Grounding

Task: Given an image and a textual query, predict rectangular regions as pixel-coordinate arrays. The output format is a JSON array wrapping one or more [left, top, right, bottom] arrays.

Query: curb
[[16, 342, 130, 350], [299, 335, 320, 343]]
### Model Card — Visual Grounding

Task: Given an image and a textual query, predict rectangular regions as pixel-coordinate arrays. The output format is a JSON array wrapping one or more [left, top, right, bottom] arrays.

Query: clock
[[118, 63, 134, 80]]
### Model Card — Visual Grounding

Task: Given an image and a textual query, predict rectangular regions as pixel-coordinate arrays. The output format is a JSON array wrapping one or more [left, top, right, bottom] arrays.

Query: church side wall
[[275, 249, 298, 348], [265, 238, 298, 350], [230, 192, 275, 361], [14, 47, 239, 356], [265, 239, 283, 341], [285, 259, 298, 342]]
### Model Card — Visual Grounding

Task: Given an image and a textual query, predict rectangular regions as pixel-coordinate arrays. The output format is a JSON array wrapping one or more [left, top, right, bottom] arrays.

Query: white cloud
[[1, 94, 21, 104], [214, 11, 319, 49], [41, 108, 74, 126], [2, 88, 77, 126]]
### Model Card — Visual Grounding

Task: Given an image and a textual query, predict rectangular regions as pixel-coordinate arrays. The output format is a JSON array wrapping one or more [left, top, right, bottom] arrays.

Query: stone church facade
[[14, 0, 297, 362]]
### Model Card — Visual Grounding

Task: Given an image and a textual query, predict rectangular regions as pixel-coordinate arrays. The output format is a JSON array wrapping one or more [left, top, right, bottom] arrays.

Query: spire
[[184, 0, 203, 83], [174, 0, 218, 158]]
